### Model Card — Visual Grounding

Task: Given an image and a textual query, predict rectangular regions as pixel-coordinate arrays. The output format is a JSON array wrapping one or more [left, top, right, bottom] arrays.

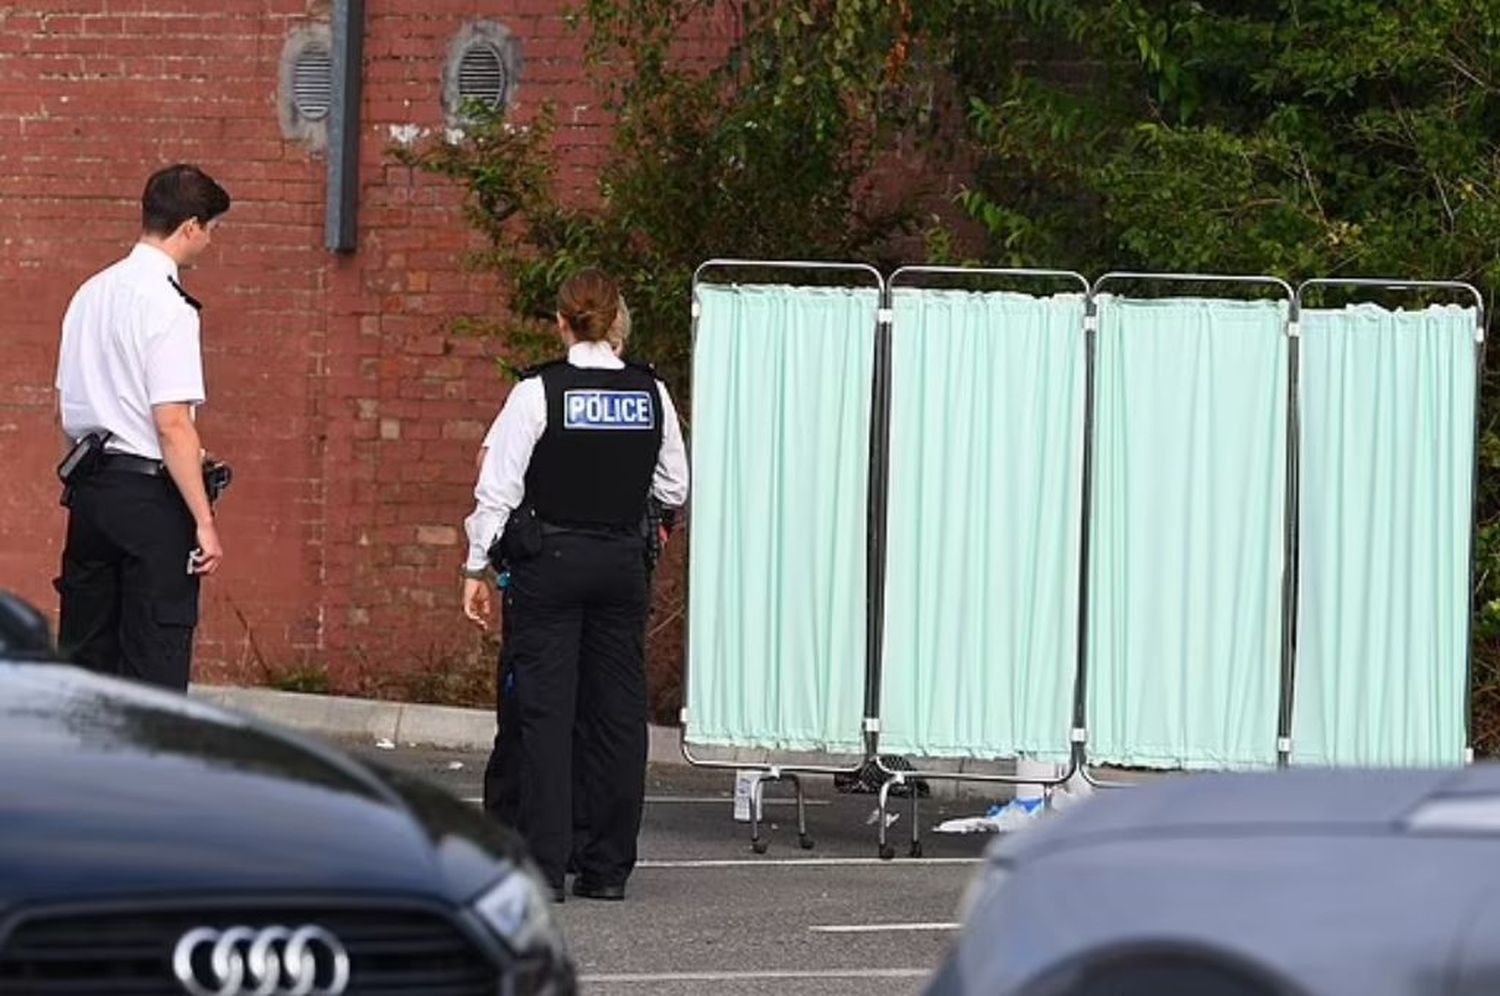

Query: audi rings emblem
[[171, 924, 351, 996]]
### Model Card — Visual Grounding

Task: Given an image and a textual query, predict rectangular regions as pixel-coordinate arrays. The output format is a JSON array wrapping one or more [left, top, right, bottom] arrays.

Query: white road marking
[[635, 857, 978, 869], [643, 796, 831, 806], [579, 968, 932, 984], [809, 922, 961, 933], [463, 796, 832, 806]]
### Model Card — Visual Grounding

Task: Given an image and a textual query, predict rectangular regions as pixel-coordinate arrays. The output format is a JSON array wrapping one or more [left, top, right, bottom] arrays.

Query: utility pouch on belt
[[56, 432, 110, 507], [642, 499, 679, 571], [497, 504, 543, 565], [642, 498, 665, 570]]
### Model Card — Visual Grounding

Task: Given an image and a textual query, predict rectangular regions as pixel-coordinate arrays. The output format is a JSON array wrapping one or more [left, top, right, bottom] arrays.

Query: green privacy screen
[[879, 288, 1085, 761], [686, 283, 878, 752], [1292, 304, 1477, 767], [1087, 296, 1290, 769]]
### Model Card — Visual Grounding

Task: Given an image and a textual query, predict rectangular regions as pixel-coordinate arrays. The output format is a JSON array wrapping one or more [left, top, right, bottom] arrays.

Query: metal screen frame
[[1293, 277, 1485, 765], [680, 259, 886, 853], [1084, 272, 1297, 785], [676, 261, 1485, 854], [866, 266, 1091, 857]]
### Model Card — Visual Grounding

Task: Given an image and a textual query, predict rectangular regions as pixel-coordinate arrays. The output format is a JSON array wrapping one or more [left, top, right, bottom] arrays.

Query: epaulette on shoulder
[[623, 359, 658, 377], [167, 276, 202, 311]]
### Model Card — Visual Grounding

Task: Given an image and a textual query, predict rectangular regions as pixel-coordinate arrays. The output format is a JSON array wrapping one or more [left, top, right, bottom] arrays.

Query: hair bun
[[556, 269, 620, 343]]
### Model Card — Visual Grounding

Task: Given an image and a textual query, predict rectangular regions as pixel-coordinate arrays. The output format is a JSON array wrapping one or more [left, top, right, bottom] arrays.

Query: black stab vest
[[522, 360, 663, 528]]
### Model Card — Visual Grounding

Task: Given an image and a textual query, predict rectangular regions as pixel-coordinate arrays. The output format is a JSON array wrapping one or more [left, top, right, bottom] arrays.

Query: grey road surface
[[343, 743, 997, 996]]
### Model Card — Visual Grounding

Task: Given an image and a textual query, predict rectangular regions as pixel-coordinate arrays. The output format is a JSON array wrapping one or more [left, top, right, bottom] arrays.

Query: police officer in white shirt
[[462, 269, 688, 902], [54, 164, 230, 691]]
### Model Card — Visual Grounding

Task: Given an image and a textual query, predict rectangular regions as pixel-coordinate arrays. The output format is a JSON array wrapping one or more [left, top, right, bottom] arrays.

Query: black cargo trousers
[[56, 466, 200, 690], [484, 599, 595, 883], [485, 540, 665, 866], [482, 601, 523, 826], [504, 527, 649, 891]]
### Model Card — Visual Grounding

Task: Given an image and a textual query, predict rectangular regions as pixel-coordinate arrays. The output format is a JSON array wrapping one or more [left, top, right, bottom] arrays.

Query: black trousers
[[482, 600, 526, 826], [56, 469, 199, 691], [503, 530, 649, 890], [483, 597, 592, 861]]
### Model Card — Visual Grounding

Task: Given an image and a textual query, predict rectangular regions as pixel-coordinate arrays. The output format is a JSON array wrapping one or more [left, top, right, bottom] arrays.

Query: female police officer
[[475, 295, 641, 841], [461, 269, 687, 901]]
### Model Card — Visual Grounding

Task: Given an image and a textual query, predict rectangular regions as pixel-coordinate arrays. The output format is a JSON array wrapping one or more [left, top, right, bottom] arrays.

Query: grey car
[[927, 766, 1500, 996]]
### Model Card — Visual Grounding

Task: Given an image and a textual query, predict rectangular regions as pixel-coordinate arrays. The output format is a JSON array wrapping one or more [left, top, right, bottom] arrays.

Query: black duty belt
[[540, 520, 636, 538], [100, 453, 167, 477]]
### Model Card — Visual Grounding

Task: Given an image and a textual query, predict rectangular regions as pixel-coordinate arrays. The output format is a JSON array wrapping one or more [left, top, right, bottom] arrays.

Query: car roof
[[1001, 767, 1492, 860]]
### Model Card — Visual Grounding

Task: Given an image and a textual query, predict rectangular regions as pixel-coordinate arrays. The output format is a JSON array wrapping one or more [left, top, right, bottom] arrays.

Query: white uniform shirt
[[55, 243, 205, 460], [464, 340, 689, 572]]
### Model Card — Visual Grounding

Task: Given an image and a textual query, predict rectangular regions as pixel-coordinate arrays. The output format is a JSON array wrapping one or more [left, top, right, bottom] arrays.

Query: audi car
[[927, 765, 1500, 996], [0, 592, 574, 996]]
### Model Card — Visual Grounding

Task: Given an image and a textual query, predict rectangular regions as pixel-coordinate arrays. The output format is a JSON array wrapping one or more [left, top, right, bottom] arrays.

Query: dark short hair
[[141, 164, 230, 236]]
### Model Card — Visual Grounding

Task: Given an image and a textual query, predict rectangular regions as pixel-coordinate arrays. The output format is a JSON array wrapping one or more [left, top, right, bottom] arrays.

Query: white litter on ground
[[934, 798, 1045, 834], [934, 778, 1096, 834]]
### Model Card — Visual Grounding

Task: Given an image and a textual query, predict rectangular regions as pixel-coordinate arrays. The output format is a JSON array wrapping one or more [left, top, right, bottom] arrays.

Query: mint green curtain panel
[[1292, 304, 1477, 767], [686, 283, 878, 752], [1087, 296, 1289, 769], [878, 288, 1085, 761]]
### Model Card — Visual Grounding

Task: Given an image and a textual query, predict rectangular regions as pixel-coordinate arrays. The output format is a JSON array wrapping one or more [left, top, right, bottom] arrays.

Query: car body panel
[[940, 769, 1500, 996], [0, 663, 524, 909]]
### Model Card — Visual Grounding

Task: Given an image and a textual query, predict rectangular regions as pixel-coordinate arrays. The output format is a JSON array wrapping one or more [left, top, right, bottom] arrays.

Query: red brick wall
[[0, 0, 732, 689]]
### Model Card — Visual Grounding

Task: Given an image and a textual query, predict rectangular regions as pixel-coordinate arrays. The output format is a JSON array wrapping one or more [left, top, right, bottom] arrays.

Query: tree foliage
[[951, 0, 1500, 283], [949, 0, 1500, 746], [397, 0, 926, 395]]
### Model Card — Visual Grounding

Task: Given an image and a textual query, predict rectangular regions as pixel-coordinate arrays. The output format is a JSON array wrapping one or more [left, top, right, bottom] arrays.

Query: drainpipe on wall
[[325, 0, 364, 252]]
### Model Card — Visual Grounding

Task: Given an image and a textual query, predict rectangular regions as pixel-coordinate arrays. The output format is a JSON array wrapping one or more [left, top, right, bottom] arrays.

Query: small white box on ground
[[1014, 756, 1051, 802], [733, 769, 759, 822]]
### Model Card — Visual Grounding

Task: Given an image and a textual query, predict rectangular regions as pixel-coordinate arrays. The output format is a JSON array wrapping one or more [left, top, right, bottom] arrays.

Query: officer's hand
[[462, 578, 492, 631], [192, 521, 223, 576]]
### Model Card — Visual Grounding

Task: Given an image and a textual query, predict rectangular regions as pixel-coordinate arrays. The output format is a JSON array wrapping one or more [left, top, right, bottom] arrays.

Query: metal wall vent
[[457, 42, 507, 111], [443, 22, 521, 126], [292, 45, 333, 121], [278, 26, 332, 150]]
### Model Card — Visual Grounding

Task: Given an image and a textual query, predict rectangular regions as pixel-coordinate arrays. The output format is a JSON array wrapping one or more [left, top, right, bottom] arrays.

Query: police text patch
[[563, 389, 656, 430]]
